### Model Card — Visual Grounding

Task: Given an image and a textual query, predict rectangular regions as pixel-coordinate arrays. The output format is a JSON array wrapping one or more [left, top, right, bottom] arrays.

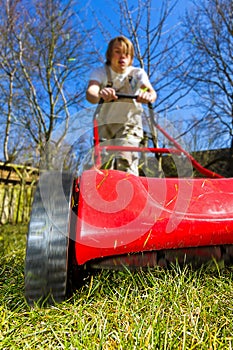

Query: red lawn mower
[[25, 95, 233, 305]]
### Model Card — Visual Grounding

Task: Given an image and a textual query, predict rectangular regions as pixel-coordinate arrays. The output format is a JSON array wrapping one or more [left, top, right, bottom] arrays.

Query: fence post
[[0, 163, 38, 224]]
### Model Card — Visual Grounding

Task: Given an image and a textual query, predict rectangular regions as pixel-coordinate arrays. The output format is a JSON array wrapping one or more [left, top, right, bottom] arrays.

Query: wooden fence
[[0, 163, 38, 224]]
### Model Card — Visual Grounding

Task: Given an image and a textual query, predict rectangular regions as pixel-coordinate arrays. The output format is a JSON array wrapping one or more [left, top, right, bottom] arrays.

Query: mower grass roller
[[25, 94, 233, 305]]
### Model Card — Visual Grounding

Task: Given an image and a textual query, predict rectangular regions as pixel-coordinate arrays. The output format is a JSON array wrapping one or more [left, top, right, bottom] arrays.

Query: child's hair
[[105, 36, 134, 65]]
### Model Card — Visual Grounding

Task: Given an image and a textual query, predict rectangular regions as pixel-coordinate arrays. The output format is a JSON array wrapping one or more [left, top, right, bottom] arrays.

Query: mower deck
[[74, 169, 233, 266]]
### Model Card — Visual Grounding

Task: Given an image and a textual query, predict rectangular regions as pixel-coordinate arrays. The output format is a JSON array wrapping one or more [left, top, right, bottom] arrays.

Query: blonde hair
[[105, 36, 134, 65]]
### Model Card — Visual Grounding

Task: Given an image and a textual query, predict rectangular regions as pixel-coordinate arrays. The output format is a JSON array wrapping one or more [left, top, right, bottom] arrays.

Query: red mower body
[[74, 169, 233, 265]]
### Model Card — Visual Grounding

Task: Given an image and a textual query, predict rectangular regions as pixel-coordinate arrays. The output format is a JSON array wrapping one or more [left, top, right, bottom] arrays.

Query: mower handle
[[116, 93, 138, 99], [115, 93, 153, 109], [97, 93, 138, 105], [100, 92, 152, 102]]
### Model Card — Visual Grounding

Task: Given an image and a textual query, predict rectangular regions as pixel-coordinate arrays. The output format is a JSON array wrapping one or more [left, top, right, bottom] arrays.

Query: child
[[86, 36, 157, 175]]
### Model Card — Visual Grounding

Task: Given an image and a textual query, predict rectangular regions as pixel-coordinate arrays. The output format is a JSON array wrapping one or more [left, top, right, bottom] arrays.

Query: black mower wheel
[[25, 171, 74, 305]]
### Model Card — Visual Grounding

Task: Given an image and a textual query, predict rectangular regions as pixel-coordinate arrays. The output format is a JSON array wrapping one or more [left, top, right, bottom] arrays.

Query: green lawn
[[0, 224, 233, 349]]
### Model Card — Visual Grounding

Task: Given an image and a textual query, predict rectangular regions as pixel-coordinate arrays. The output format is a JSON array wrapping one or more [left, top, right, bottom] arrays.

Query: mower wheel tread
[[25, 172, 73, 305]]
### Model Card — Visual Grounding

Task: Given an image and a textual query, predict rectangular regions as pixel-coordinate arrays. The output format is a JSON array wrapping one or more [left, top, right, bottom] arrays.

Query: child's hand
[[137, 89, 153, 104], [99, 88, 118, 102]]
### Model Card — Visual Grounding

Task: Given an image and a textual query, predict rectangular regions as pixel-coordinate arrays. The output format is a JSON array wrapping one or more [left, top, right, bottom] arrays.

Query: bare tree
[[0, 0, 23, 162], [179, 0, 233, 151], [0, 0, 90, 168]]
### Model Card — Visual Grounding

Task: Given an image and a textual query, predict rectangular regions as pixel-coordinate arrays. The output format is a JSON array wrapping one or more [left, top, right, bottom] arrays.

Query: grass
[[0, 224, 233, 349]]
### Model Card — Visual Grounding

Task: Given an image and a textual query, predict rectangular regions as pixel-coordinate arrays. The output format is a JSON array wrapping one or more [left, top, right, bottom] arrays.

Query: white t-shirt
[[89, 65, 150, 95], [90, 65, 148, 140]]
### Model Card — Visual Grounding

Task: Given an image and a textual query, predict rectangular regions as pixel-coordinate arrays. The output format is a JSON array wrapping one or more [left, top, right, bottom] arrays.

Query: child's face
[[110, 41, 132, 73]]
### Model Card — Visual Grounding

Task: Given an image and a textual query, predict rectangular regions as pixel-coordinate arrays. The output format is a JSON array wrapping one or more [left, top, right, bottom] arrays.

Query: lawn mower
[[25, 94, 233, 305]]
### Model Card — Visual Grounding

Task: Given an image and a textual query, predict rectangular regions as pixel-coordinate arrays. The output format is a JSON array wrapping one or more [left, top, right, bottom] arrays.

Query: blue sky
[[85, 0, 192, 28], [78, 0, 193, 60]]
